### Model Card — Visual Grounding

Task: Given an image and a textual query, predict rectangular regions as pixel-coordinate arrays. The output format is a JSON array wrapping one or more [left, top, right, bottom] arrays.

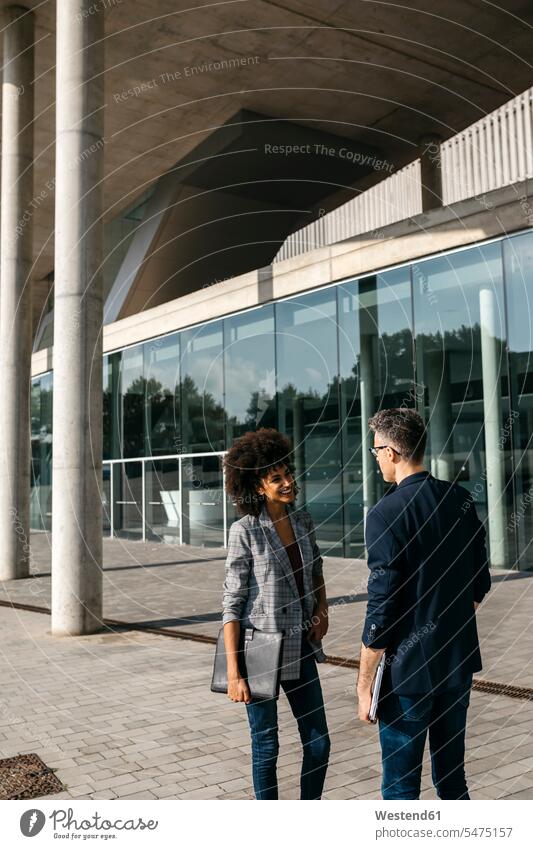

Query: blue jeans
[[378, 677, 472, 800], [245, 646, 330, 800]]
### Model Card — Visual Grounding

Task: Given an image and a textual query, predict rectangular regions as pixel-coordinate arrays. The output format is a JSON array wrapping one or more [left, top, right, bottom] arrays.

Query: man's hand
[[307, 605, 329, 641], [356, 642, 384, 724], [357, 685, 375, 724]]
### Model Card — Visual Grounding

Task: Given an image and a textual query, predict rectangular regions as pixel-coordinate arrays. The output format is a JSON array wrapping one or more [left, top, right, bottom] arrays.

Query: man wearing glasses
[[357, 407, 491, 800]]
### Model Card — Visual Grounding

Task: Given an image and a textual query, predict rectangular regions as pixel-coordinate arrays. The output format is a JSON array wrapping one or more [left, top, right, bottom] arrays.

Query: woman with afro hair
[[221, 427, 330, 800]]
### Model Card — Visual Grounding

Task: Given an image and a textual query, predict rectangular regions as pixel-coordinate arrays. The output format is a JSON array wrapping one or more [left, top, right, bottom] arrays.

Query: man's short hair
[[368, 408, 427, 463]]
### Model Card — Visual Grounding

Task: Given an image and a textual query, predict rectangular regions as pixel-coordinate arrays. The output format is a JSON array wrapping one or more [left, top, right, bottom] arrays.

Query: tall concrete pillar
[[0, 6, 35, 581], [479, 288, 506, 568], [419, 134, 443, 212], [426, 349, 453, 480], [51, 0, 105, 634]]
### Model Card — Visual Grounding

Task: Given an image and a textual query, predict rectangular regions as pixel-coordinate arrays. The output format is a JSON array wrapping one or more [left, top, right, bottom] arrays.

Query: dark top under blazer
[[362, 470, 491, 695]]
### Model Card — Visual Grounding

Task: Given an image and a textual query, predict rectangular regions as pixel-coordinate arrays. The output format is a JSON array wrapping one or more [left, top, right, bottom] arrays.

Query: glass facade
[[31, 229, 533, 568], [30, 371, 53, 531]]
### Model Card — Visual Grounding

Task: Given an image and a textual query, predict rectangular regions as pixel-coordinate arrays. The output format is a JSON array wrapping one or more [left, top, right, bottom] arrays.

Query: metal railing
[[102, 451, 228, 547], [441, 88, 533, 204], [274, 88, 533, 263]]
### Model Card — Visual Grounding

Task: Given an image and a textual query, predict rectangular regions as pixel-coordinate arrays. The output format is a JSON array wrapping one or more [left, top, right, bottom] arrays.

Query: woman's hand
[[307, 605, 329, 641], [223, 622, 250, 703], [227, 675, 252, 704]]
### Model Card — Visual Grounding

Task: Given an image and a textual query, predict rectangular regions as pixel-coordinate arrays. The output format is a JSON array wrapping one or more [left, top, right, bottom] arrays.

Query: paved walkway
[[0, 533, 532, 800]]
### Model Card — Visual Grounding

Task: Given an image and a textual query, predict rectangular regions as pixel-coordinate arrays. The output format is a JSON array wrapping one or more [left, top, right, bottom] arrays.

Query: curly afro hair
[[224, 428, 299, 517]]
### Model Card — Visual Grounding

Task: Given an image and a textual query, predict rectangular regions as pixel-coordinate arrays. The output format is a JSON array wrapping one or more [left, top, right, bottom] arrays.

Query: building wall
[[31, 227, 533, 569]]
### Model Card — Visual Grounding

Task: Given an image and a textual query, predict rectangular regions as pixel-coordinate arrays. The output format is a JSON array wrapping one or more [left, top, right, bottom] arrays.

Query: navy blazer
[[362, 470, 491, 694]]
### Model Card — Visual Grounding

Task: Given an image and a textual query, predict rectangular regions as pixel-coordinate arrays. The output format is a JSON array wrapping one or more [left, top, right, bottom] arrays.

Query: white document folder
[[369, 653, 386, 723]]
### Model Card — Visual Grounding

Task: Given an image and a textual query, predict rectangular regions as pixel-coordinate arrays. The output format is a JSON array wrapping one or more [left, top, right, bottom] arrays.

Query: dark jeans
[[378, 676, 472, 800], [245, 646, 330, 800]]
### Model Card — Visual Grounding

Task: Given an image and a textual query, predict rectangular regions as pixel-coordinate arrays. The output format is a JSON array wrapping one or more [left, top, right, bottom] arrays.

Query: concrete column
[[51, 0, 105, 635], [0, 6, 35, 581], [426, 349, 454, 480], [479, 288, 506, 568], [419, 134, 443, 212]]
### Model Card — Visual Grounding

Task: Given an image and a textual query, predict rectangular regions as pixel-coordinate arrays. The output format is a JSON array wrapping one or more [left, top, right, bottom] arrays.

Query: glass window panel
[[371, 268, 415, 409], [111, 461, 143, 540], [504, 231, 533, 570], [103, 351, 122, 461], [30, 372, 53, 531], [103, 356, 110, 461], [338, 268, 414, 556], [276, 289, 342, 555], [224, 305, 276, 443], [338, 281, 363, 557], [181, 321, 225, 453], [102, 462, 111, 536], [145, 459, 181, 543], [120, 345, 145, 458], [181, 454, 224, 547], [144, 334, 180, 456], [414, 242, 514, 568]]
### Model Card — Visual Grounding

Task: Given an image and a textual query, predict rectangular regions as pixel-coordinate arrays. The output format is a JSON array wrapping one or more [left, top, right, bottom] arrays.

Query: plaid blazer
[[222, 502, 324, 681]]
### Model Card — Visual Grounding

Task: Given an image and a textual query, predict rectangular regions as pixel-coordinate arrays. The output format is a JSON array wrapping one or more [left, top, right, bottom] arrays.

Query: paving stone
[[179, 786, 222, 800], [114, 779, 162, 796], [491, 762, 533, 780], [500, 788, 533, 799], [65, 783, 95, 796], [178, 753, 219, 769], [196, 769, 246, 786], [156, 784, 187, 798], [90, 773, 144, 791], [89, 791, 119, 800], [178, 778, 205, 792], [216, 777, 250, 792]]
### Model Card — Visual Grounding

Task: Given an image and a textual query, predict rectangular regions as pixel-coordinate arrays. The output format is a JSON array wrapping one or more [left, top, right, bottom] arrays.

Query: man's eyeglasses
[[369, 445, 402, 459]]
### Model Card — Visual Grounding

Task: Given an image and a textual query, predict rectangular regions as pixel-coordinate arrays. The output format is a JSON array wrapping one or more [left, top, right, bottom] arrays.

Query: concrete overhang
[[2, 0, 533, 332], [104, 108, 382, 320]]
